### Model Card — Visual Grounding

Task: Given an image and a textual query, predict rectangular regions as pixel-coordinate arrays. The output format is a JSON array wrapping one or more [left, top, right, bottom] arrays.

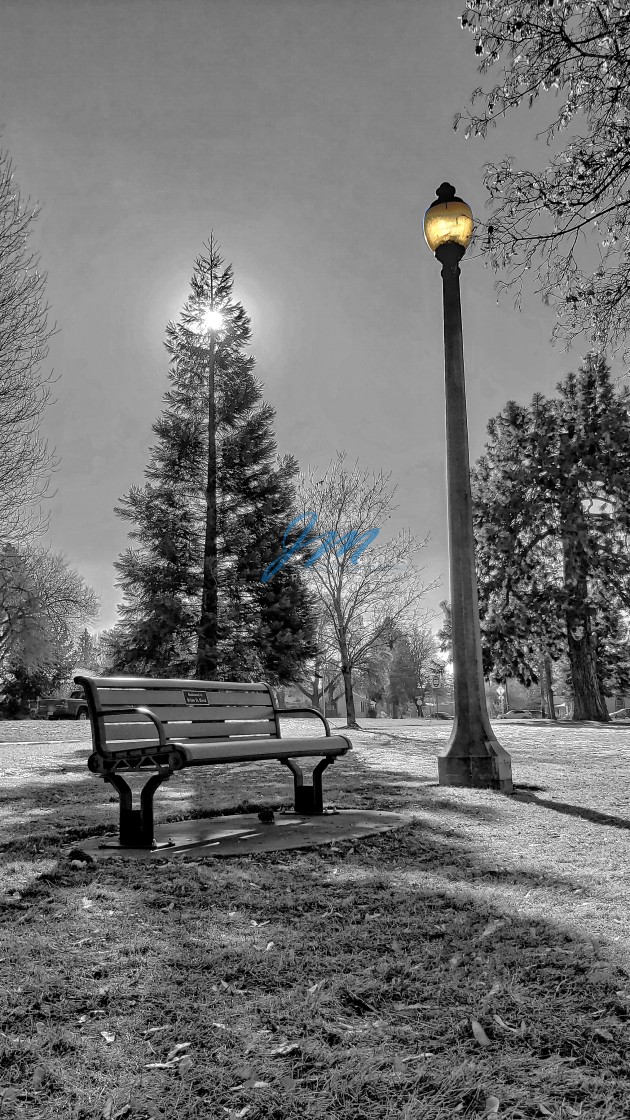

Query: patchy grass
[[1, 720, 629, 1118]]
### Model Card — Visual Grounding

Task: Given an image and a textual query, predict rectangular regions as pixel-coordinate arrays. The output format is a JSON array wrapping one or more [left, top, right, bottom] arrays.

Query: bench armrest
[[275, 707, 331, 737], [96, 705, 168, 749]]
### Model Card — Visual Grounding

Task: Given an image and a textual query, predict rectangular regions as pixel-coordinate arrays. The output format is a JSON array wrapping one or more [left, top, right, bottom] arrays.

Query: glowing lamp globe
[[424, 183, 474, 253]]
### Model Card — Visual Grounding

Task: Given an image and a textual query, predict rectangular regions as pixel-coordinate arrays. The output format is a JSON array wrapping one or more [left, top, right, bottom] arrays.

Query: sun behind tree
[[110, 238, 317, 684]]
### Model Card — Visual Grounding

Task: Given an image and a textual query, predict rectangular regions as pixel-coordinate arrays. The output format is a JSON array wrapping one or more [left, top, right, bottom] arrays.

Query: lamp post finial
[[436, 182, 457, 203]]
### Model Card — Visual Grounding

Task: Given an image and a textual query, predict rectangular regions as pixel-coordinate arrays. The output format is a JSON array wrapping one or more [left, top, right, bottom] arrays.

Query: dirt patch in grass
[[1, 719, 629, 1118]]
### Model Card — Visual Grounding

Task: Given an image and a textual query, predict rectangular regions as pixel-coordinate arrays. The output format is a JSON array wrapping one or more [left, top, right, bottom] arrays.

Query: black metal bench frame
[[76, 675, 352, 850]]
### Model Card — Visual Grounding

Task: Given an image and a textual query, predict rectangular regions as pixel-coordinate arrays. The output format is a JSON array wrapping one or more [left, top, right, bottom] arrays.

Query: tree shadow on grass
[[512, 790, 630, 830], [0, 774, 593, 905], [2, 818, 629, 1119]]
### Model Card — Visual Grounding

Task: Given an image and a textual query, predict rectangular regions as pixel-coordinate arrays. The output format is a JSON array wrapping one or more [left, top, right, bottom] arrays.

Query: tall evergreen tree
[[472, 353, 630, 721], [113, 239, 317, 683]]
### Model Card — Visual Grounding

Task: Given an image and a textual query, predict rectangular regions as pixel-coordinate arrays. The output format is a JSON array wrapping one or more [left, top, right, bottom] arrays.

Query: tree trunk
[[543, 653, 556, 721], [561, 509, 608, 722], [538, 650, 557, 720], [197, 330, 219, 680], [339, 633, 358, 728]]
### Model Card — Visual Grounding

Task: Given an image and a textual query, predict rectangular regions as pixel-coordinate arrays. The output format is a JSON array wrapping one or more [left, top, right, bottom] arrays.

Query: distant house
[[606, 694, 630, 715], [280, 681, 370, 719]]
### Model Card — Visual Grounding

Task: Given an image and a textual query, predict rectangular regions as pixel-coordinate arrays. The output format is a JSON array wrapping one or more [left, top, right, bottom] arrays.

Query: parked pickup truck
[[30, 689, 89, 721]]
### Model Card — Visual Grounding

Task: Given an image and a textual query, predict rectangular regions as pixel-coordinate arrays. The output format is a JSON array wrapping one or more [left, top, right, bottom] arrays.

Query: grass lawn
[[0, 717, 629, 1119]]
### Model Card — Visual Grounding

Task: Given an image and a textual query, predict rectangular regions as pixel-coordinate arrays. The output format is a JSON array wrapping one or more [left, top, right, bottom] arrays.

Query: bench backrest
[[75, 675, 279, 757]]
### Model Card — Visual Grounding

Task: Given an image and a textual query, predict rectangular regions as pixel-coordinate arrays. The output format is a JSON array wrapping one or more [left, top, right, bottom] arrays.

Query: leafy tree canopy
[[472, 353, 630, 715]]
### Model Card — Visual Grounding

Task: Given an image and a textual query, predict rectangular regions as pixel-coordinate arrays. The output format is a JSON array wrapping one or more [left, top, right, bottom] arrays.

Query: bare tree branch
[[293, 452, 440, 727], [0, 146, 58, 544]]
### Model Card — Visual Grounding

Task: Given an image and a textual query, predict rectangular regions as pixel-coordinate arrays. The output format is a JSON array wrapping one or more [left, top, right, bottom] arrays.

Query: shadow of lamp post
[[424, 182, 513, 792]]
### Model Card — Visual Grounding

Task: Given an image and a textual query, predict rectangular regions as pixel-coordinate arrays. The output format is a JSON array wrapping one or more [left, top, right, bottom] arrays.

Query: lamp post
[[424, 183, 513, 792], [196, 306, 224, 680]]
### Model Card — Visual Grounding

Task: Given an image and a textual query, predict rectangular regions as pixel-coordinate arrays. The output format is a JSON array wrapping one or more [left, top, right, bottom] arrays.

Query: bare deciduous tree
[[0, 545, 99, 672], [294, 453, 439, 729], [0, 147, 57, 545]]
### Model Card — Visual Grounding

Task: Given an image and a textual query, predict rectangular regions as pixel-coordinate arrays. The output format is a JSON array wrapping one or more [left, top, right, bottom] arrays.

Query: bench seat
[[170, 736, 353, 765], [75, 674, 353, 850]]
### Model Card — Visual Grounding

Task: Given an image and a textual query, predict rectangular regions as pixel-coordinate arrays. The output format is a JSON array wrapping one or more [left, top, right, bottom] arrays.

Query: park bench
[[75, 674, 353, 850]]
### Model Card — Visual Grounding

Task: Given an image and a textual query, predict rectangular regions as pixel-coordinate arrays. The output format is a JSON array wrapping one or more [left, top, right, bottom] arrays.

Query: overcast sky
[[0, 0, 603, 634]]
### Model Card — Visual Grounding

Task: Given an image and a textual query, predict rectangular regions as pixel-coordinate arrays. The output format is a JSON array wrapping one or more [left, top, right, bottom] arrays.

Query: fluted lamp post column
[[424, 183, 513, 792]]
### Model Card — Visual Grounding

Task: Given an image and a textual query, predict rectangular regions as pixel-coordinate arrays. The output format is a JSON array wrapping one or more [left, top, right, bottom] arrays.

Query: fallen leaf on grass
[[32, 1065, 46, 1089], [265, 941, 274, 951], [392, 1008, 437, 1016], [493, 1014, 520, 1033], [269, 1042, 301, 1057], [178, 1055, 193, 1077], [100, 1031, 116, 1044], [102, 1100, 130, 1120], [341, 988, 378, 1013], [485, 1097, 500, 1115], [586, 966, 610, 984], [166, 1042, 191, 1061], [471, 1019, 491, 1047], [537, 1105, 553, 1117], [479, 920, 506, 939]]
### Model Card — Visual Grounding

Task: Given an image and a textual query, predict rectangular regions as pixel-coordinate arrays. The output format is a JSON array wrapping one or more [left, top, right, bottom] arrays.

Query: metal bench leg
[[282, 757, 334, 814], [100, 772, 174, 849]]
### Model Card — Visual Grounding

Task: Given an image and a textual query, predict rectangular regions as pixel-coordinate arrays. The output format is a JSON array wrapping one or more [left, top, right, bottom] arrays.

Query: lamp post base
[[438, 739, 513, 793]]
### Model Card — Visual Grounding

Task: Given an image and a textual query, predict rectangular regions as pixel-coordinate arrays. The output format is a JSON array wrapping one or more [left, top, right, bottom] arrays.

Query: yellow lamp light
[[424, 183, 474, 253]]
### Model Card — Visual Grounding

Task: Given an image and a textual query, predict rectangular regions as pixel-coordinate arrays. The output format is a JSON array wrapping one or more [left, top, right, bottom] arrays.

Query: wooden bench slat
[[172, 735, 351, 764], [102, 718, 278, 743], [97, 688, 271, 707], [101, 705, 275, 724], [90, 676, 271, 692]]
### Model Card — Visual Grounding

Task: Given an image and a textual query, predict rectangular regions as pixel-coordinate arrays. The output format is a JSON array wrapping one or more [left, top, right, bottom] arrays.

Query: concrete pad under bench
[[74, 808, 408, 859]]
